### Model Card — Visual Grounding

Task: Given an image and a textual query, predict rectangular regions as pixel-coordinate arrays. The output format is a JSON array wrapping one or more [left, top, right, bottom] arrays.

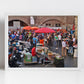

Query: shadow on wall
[[0, 19, 5, 69]]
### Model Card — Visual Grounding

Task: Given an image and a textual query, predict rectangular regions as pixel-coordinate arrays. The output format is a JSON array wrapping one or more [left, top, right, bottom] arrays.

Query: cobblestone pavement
[[51, 40, 77, 67]]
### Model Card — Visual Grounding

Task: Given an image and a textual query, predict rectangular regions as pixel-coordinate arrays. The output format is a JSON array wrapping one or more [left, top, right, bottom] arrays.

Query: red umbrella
[[31, 27, 39, 30], [35, 27, 55, 33], [23, 26, 31, 30]]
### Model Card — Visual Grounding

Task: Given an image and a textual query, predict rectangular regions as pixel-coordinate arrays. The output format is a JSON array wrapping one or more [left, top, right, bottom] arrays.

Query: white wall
[[0, 0, 84, 84]]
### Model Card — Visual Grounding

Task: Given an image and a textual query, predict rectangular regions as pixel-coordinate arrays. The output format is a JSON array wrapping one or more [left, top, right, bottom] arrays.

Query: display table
[[24, 52, 38, 64], [36, 43, 43, 46], [36, 46, 62, 65]]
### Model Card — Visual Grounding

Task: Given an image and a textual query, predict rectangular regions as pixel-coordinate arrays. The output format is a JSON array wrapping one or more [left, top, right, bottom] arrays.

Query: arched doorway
[[8, 20, 28, 29]]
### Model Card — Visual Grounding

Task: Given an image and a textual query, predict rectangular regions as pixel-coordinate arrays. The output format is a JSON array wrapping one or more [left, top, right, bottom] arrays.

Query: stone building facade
[[8, 16, 75, 29], [8, 16, 78, 38]]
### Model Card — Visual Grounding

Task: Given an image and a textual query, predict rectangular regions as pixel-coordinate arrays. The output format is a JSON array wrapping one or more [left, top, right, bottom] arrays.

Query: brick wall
[[8, 16, 75, 29], [8, 16, 30, 25], [75, 16, 78, 39]]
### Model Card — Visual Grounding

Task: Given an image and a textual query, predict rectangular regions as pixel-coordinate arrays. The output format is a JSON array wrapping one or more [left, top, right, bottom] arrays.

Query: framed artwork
[[5, 14, 79, 70]]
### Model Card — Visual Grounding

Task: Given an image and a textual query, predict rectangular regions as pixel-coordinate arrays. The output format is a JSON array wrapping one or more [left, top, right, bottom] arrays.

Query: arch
[[8, 16, 30, 25], [40, 19, 65, 26], [8, 20, 28, 26]]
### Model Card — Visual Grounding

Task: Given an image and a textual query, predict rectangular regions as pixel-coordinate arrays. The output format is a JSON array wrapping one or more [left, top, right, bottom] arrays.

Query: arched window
[[8, 20, 28, 26], [40, 19, 62, 27], [55, 24, 61, 27]]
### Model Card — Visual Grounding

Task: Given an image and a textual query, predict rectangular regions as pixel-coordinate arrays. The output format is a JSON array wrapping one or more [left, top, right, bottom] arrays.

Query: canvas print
[[8, 16, 78, 68]]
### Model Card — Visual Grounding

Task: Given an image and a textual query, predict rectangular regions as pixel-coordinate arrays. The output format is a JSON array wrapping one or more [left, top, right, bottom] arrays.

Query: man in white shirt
[[58, 34, 61, 40], [62, 39, 66, 56]]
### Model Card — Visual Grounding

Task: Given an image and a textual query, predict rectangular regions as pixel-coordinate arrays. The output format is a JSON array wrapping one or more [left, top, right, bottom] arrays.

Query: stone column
[[75, 16, 78, 39]]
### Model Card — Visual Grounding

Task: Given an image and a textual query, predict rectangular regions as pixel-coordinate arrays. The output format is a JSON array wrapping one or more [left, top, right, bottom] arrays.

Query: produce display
[[24, 52, 32, 63]]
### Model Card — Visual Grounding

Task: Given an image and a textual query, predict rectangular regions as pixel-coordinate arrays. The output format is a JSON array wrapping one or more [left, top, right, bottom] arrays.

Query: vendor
[[32, 45, 36, 56], [40, 38, 44, 46], [32, 45, 40, 63]]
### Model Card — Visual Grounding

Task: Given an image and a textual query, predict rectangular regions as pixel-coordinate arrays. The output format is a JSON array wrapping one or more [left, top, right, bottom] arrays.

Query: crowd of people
[[8, 28, 77, 55], [8, 28, 77, 67]]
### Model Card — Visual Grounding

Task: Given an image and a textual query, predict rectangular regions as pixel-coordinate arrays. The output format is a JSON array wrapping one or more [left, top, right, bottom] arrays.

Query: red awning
[[35, 27, 55, 33]]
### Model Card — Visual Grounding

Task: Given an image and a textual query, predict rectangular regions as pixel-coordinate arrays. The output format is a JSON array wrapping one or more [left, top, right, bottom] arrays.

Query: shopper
[[62, 39, 66, 56], [73, 36, 76, 45], [70, 29, 73, 35], [16, 32, 19, 40], [19, 33, 23, 40], [54, 34, 58, 48], [11, 32, 16, 43], [68, 38, 73, 55], [33, 36, 38, 47], [25, 39, 31, 52], [24, 33, 28, 41], [58, 34, 62, 47], [29, 34, 33, 45], [47, 35, 52, 49]]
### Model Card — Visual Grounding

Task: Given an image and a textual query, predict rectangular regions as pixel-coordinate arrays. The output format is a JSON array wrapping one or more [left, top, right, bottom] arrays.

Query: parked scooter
[[9, 49, 24, 67]]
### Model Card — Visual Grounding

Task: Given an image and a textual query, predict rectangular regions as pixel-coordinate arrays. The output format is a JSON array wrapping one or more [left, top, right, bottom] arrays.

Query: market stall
[[23, 26, 31, 30], [31, 27, 39, 30], [36, 42, 64, 66]]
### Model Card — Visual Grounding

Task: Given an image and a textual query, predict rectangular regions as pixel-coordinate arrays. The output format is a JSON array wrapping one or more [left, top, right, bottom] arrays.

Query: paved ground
[[23, 40, 77, 67], [50, 40, 77, 67]]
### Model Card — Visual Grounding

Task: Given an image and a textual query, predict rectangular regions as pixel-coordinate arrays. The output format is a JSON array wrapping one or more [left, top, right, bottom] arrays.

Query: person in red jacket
[[32, 46, 36, 56], [31, 45, 40, 63]]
